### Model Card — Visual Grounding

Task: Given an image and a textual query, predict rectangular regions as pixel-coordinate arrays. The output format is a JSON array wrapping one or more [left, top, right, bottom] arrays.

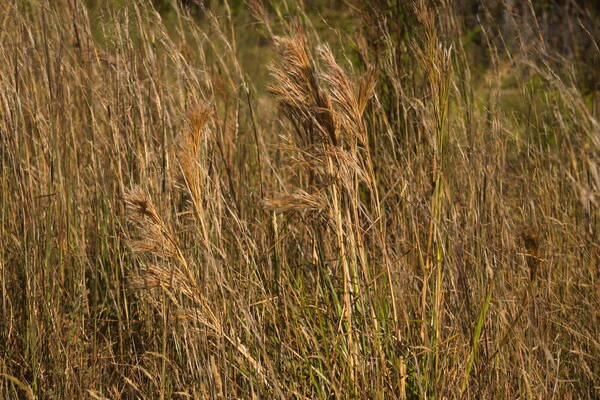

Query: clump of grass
[[0, 0, 598, 399]]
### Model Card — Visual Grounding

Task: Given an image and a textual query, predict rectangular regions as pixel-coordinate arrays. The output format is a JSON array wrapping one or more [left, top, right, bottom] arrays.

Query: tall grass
[[0, 0, 598, 398]]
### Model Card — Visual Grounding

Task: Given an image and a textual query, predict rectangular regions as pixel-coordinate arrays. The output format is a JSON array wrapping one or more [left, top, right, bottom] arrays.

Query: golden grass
[[0, 0, 598, 398]]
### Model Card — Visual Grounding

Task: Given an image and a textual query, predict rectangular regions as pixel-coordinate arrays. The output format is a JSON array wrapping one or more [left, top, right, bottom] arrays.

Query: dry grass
[[0, 0, 599, 398]]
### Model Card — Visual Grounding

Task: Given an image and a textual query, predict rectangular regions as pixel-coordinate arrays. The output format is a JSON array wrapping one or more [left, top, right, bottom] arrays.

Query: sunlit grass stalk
[[413, 1, 453, 395]]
